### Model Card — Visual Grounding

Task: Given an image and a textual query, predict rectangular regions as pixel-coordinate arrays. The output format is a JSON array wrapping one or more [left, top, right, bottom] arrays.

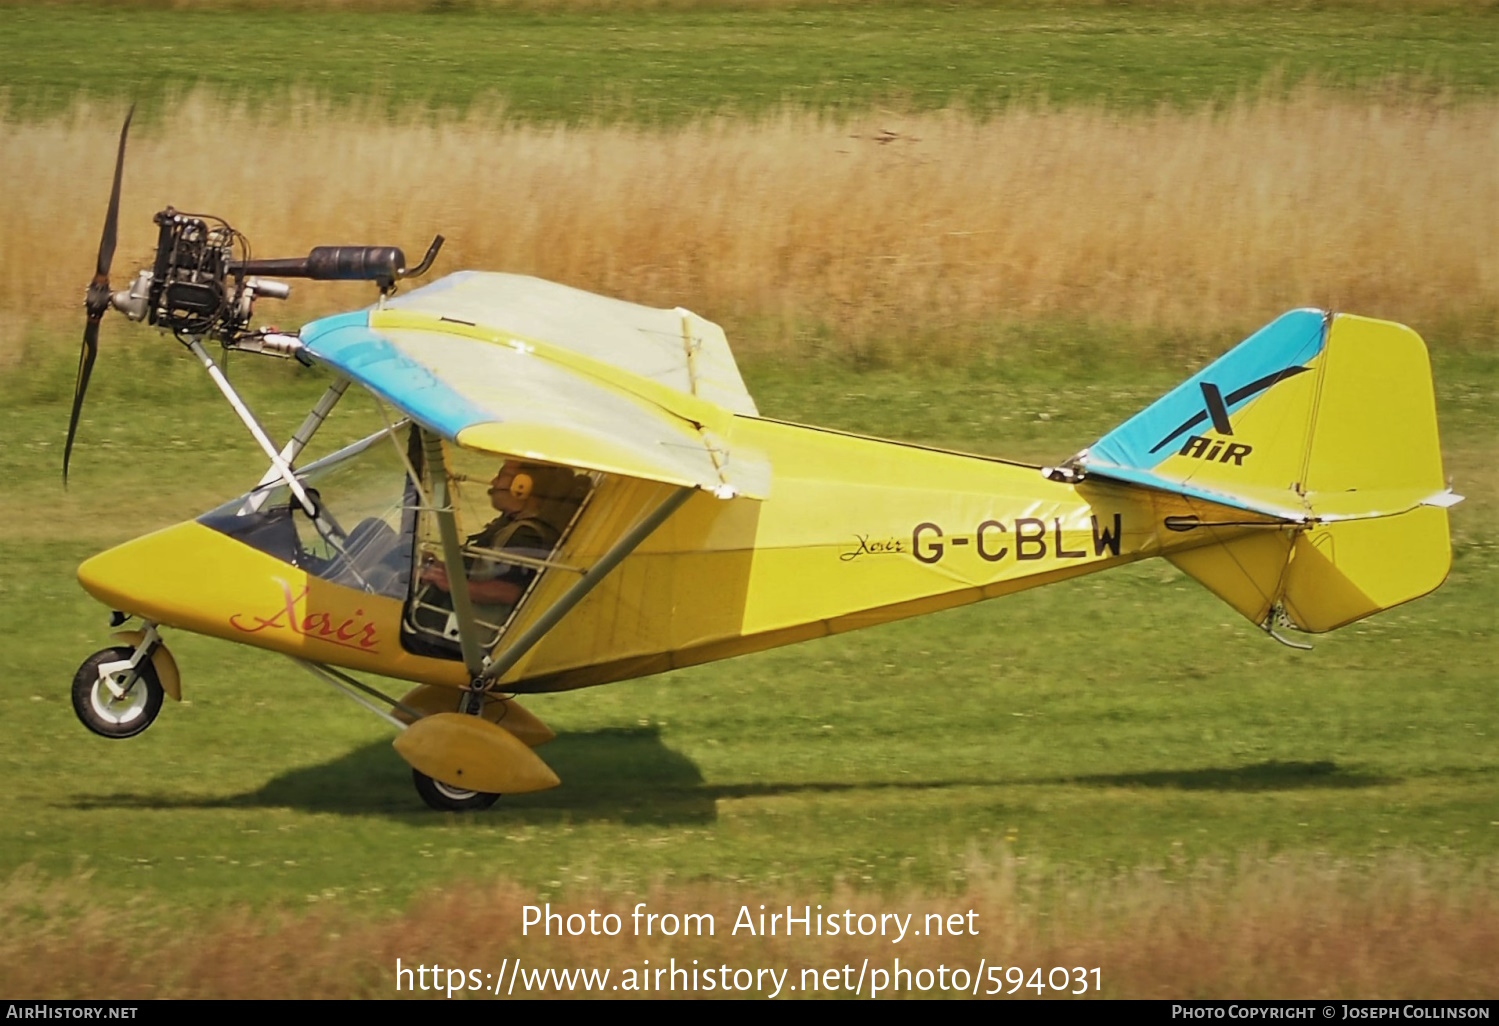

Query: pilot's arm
[[418, 561, 527, 606], [420, 515, 551, 607]]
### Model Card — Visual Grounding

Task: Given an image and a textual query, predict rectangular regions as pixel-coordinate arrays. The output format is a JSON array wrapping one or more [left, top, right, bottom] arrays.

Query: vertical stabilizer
[[1075, 311, 1459, 634]]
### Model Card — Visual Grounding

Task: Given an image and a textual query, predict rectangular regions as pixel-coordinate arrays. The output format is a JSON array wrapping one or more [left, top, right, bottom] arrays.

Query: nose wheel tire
[[71, 646, 164, 740], [412, 769, 500, 812]]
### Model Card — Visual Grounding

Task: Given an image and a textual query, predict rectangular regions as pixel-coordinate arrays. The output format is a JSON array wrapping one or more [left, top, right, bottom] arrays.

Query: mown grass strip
[[4, 2, 1499, 122]]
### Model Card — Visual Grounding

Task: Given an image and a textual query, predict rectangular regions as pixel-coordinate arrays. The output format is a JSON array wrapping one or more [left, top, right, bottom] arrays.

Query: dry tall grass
[[4, 856, 1495, 998], [4, 91, 1497, 360]]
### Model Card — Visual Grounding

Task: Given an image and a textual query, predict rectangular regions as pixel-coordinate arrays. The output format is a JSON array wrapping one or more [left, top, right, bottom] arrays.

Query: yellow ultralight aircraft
[[65, 113, 1462, 809]]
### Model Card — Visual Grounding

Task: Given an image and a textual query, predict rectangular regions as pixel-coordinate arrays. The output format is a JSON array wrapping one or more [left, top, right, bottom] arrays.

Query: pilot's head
[[487, 460, 575, 515]]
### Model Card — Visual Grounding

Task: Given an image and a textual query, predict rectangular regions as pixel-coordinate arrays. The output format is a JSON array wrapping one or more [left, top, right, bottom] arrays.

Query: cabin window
[[401, 448, 595, 660]]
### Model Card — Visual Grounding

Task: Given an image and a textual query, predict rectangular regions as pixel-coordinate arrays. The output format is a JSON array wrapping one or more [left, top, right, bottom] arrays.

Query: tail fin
[[1076, 309, 1460, 634]]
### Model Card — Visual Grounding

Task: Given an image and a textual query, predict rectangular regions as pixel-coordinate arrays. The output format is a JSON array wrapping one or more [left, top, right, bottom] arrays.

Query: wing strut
[[242, 377, 350, 513], [186, 339, 318, 518], [421, 430, 491, 679], [481, 485, 694, 687]]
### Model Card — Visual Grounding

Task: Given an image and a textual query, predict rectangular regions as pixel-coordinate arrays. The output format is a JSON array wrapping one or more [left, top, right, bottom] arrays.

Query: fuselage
[[78, 414, 1243, 693]]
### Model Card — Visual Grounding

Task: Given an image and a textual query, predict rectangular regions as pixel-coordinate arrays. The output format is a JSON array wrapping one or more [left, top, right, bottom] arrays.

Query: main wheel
[[71, 646, 164, 740], [412, 769, 500, 812]]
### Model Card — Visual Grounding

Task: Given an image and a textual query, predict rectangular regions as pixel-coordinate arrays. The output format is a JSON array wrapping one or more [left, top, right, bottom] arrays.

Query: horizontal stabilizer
[[1166, 505, 1451, 632]]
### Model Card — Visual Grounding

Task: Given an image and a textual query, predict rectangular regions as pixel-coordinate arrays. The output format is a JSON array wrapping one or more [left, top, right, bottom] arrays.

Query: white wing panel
[[386, 272, 758, 416]]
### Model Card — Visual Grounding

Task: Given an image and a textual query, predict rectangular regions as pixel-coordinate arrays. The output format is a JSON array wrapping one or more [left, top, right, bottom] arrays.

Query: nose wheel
[[71, 646, 164, 739]]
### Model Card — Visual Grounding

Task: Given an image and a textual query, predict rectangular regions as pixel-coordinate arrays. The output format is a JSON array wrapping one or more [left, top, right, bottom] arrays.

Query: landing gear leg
[[409, 682, 502, 811]]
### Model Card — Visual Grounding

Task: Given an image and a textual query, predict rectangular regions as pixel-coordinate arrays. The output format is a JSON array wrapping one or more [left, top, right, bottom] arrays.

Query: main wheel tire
[[412, 769, 500, 812], [71, 646, 164, 740]]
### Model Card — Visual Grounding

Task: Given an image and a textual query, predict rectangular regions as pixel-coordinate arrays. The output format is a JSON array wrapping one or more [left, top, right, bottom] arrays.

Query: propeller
[[64, 104, 134, 484]]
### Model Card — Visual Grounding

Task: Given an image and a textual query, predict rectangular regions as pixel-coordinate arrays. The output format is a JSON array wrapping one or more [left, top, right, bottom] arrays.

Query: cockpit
[[196, 425, 593, 660]]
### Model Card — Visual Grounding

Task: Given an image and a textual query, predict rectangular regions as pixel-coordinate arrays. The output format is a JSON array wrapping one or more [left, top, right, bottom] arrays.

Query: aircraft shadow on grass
[[1050, 760, 1397, 792], [66, 726, 978, 825], [66, 720, 1396, 823]]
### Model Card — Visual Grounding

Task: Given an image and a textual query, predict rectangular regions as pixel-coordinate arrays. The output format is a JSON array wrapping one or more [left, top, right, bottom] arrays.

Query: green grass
[[4, 1, 1499, 122], [2, 0, 1494, 954], [1, 327, 1492, 916]]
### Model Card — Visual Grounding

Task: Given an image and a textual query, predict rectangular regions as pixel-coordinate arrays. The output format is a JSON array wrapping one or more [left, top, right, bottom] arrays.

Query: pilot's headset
[[508, 463, 574, 502], [507, 467, 535, 501], [511, 463, 583, 532]]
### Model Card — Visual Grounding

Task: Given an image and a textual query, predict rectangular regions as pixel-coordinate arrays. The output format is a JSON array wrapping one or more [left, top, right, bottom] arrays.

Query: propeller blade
[[68, 105, 133, 484], [94, 104, 134, 286], [62, 318, 100, 484]]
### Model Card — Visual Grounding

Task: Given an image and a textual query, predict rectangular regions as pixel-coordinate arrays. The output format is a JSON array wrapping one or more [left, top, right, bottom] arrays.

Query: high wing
[[297, 272, 769, 499], [389, 271, 759, 417]]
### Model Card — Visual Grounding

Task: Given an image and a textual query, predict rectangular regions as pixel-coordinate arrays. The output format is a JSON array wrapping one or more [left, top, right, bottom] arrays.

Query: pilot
[[419, 459, 580, 614]]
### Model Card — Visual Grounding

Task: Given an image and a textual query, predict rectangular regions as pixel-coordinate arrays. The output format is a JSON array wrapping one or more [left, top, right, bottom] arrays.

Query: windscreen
[[197, 428, 417, 600]]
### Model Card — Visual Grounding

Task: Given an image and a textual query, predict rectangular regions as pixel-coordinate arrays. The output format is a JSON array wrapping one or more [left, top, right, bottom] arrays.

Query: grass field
[[2, 338, 1494, 995], [1, 0, 1495, 1000], [4, 1, 1499, 123]]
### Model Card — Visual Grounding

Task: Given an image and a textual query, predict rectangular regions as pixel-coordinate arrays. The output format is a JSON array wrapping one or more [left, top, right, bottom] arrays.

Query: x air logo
[[1148, 367, 1311, 466]]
